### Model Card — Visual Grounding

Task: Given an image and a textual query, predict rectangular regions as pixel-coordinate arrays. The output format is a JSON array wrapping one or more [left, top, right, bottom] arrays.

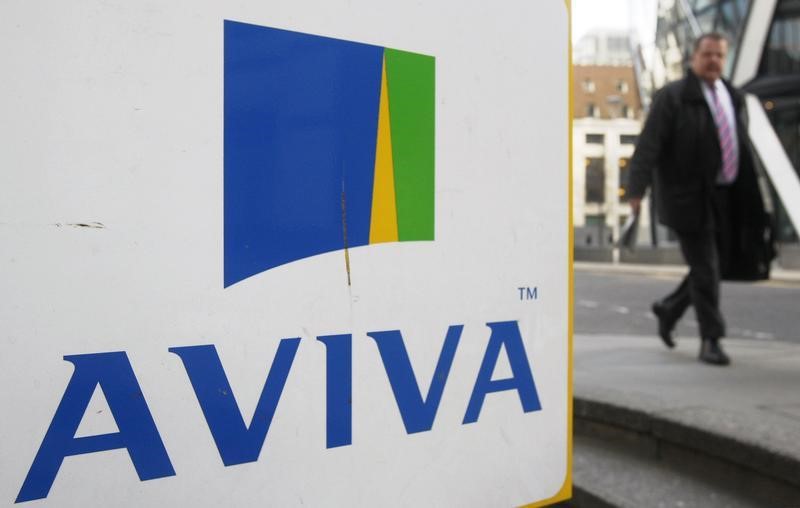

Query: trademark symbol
[[518, 287, 538, 301]]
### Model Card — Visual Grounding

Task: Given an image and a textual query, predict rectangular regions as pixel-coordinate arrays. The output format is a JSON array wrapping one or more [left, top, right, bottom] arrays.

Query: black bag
[[722, 214, 776, 281]]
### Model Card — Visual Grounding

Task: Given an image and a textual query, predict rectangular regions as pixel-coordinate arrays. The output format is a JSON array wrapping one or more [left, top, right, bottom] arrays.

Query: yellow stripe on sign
[[369, 55, 399, 244]]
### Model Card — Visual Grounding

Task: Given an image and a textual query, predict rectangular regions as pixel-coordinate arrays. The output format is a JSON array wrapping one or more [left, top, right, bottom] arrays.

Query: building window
[[608, 36, 629, 54], [618, 158, 631, 202], [584, 214, 607, 246], [616, 80, 629, 93], [587, 103, 599, 117], [585, 157, 605, 204], [582, 78, 596, 93], [586, 133, 604, 144], [620, 134, 638, 145], [622, 104, 635, 119]]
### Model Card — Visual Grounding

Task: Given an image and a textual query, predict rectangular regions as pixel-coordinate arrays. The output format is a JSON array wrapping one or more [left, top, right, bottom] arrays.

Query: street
[[575, 269, 800, 344]]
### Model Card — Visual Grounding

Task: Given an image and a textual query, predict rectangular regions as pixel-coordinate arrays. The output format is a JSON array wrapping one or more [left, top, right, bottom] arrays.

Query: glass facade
[[760, 0, 800, 76], [753, 0, 800, 241], [655, 0, 751, 80]]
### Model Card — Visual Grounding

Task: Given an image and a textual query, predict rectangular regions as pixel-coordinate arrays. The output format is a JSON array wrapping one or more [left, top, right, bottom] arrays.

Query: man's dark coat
[[627, 70, 775, 280]]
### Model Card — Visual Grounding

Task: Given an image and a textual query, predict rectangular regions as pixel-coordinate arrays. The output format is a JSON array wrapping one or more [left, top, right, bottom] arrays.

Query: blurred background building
[[573, 30, 646, 250], [573, 0, 800, 267]]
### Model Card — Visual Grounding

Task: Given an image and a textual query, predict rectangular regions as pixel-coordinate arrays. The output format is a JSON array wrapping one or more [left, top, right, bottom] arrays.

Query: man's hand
[[629, 197, 642, 215]]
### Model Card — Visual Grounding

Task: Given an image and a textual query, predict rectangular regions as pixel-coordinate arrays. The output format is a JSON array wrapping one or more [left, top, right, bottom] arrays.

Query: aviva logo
[[224, 20, 435, 287]]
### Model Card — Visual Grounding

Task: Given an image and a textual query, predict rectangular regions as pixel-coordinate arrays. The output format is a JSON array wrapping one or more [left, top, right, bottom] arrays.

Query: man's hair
[[692, 33, 728, 53]]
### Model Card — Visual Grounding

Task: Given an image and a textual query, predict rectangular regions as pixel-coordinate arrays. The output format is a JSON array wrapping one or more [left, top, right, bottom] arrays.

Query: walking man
[[627, 33, 773, 366]]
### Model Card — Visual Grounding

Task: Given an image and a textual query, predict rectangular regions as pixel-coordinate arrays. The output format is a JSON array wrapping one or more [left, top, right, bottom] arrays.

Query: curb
[[573, 396, 800, 504], [574, 261, 800, 283]]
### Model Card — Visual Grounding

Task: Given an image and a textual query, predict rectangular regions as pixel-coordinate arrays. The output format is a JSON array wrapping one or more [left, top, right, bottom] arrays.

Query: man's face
[[691, 37, 728, 84]]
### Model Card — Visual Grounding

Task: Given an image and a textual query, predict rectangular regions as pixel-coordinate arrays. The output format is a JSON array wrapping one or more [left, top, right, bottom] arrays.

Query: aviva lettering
[[16, 321, 541, 503]]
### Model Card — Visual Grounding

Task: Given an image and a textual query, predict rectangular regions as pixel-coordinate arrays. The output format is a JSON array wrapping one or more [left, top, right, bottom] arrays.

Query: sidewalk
[[572, 333, 800, 505]]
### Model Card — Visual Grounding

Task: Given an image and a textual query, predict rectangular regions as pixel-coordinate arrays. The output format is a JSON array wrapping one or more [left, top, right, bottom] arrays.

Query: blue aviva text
[[16, 320, 541, 503]]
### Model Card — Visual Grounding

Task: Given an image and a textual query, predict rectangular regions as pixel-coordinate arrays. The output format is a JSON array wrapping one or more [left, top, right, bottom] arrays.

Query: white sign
[[0, 1, 571, 506]]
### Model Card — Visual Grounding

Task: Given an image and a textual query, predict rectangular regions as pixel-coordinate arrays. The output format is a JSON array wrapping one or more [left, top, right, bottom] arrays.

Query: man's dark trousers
[[658, 186, 733, 340]]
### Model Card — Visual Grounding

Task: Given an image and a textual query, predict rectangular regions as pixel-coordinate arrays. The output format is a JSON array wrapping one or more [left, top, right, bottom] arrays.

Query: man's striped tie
[[710, 87, 738, 183]]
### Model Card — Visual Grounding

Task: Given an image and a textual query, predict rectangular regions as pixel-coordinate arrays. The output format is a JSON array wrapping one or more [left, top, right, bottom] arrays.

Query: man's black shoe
[[699, 338, 731, 366], [651, 302, 675, 349]]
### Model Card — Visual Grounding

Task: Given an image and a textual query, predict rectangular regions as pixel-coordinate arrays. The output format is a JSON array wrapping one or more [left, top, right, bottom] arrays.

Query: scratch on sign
[[55, 222, 106, 229]]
